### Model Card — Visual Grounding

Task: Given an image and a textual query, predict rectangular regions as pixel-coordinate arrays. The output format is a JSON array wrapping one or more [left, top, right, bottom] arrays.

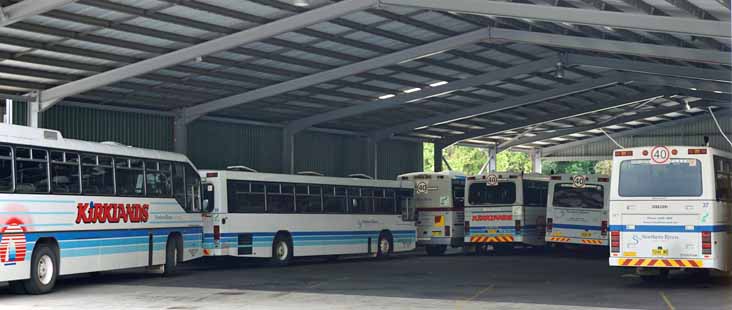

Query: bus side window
[[173, 163, 186, 210], [295, 184, 322, 213], [227, 181, 265, 213], [267, 183, 294, 214], [185, 165, 201, 212], [385, 189, 396, 214], [715, 156, 732, 202], [116, 158, 145, 196], [81, 154, 114, 195], [361, 188, 374, 214], [15, 147, 49, 193], [348, 187, 368, 214], [373, 188, 387, 214], [50, 151, 81, 194], [0, 145, 12, 192], [324, 185, 346, 214]]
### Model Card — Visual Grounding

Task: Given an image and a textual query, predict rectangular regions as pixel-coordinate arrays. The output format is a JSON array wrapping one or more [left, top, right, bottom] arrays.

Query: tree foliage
[[423, 143, 612, 176]]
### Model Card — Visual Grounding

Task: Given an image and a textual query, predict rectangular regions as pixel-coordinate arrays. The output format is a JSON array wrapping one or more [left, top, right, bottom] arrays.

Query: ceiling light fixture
[[292, 0, 310, 7], [378, 94, 395, 100], [430, 81, 449, 87], [403, 88, 421, 93]]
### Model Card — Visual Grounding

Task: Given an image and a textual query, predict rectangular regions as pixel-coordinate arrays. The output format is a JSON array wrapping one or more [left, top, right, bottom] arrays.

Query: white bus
[[464, 173, 549, 251], [0, 124, 203, 294], [399, 171, 466, 256], [609, 146, 732, 280], [200, 170, 416, 265], [546, 174, 610, 247]]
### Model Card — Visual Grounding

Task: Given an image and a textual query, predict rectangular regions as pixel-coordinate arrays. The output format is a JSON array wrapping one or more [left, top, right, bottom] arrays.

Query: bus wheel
[[425, 245, 447, 256], [163, 237, 179, 276], [376, 232, 392, 258], [23, 244, 59, 294], [271, 235, 293, 266]]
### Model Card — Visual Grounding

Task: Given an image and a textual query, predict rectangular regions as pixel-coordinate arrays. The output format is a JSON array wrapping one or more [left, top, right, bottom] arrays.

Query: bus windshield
[[468, 182, 515, 205], [553, 184, 604, 209], [619, 159, 703, 197]]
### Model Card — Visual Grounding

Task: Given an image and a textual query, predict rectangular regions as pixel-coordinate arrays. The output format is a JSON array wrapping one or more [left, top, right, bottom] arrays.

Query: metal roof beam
[[442, 90, 667, 145], [31, 0, 377, 112], [380, 0, 730, 39], [181, 27, 496, 121], [542, 107, 732, 155], [627, 73, 732, 93], [568, 55, 732, 81], [285, 57, 558, 134], [371, 73, 624, 141], [487, 28, 731, 65], [0, 0, 75, 26]]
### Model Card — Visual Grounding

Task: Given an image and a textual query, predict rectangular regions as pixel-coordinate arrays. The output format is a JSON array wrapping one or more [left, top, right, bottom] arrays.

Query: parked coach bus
[[399, 171, 466, 256], [0, 124, 203, 294], [200, 169, 416, 265], [609, 146, 732, 280], [546, 174, 610, 247], [465, 173, 549, 252]]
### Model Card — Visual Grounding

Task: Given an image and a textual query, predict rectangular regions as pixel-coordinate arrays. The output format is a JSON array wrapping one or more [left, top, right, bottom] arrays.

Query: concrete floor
[[1, 248, 730, 310]]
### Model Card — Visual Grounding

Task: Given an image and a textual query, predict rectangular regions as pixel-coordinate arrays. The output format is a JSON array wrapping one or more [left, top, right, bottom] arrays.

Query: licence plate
[[581, 232, 592, 238], [431, 231, 442, 237], [652, 248, 668, 256], [488, 229, 497, 234]]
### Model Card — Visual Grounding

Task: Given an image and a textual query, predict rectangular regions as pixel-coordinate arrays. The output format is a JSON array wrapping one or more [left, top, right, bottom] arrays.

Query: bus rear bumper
[[609, 257, 707, 269]]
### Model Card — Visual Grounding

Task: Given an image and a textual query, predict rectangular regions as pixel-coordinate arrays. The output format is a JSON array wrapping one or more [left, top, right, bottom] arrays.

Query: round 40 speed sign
[[650, 146, 671, 164]]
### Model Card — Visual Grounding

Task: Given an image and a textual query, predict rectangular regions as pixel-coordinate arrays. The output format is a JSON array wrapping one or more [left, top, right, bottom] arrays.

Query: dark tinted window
[[185, 165, 201, 212], [523, 181, 548, 206], [552, 184, 604, 209], [146, 161, 173, 197], [348, 187, 370, 214], [619, 159, 702, 197], [173, 163, 186, 207], [267, 183, 294, 213], [227, 181, 265, 213], [468, 182, 516, 205], [715, 156, 731, 202], [116, 157, 144, 196], [15, 148, 48, 193], [81, 154, 114, 195], [296, 185, 322, 213], [0, 146, 12, 192], [50, 151, 80, 194], [324, 185, 346, 213], [452, 179, 465, 208], [396, 189, 413, 215]]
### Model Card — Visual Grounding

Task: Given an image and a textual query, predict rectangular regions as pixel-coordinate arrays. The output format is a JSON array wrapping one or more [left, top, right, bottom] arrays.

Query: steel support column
[[369, 139, 379, 179], [531, 149, 542, 174], [487, 146, 497, 173], [434, 144, 444, 172], [3, 99, 12, 124], [282, 129, 295, 174]]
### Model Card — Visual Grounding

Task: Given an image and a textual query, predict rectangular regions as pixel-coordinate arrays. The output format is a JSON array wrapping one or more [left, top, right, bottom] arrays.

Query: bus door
[[451, 178, 466, 238], [201, 181, 216, 256]]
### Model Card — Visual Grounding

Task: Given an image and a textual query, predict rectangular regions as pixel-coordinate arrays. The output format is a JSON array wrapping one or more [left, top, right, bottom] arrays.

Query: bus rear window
[[553, 184, 604, 209], [468, 182, 516, 205], [619, 159, 702, 197]]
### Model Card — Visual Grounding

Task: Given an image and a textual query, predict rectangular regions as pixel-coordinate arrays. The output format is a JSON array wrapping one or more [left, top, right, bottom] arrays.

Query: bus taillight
[[702, 231, 712, 255], [515, 220, 522, 235], [615, 150, 633, 157], [688, 148, 708, 155], [601, 221, 608, 236], [610, 231, 620, 253], [546, 218, 553, 233], [444, 225, 451, 237], [213, 225, 221, 242]]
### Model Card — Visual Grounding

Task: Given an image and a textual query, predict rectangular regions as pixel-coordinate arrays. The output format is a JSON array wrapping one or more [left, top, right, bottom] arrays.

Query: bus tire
[[376, 232, 393, 258], [271, 234, 293, 266], [163, 237, 179, 276], [425, 245, 447, 256], [22, 244, 59, 294]]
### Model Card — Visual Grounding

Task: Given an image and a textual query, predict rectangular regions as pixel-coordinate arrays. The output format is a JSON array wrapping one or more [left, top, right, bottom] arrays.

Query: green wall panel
[[187, 120, 283, 172], [41, 104, 174, 151]]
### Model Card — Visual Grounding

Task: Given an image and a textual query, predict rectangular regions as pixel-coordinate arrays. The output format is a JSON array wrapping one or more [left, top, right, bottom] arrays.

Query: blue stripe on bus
[[553, 224, 602, 230], [609, 225, 730, 232]]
